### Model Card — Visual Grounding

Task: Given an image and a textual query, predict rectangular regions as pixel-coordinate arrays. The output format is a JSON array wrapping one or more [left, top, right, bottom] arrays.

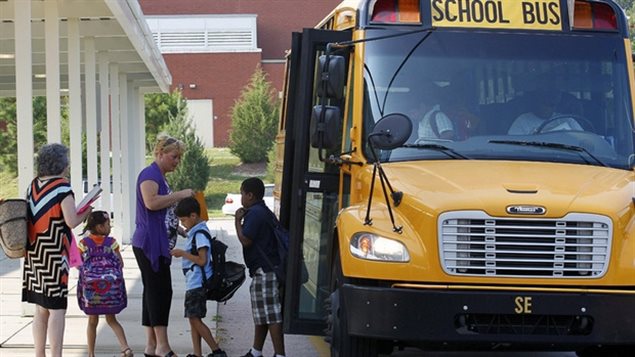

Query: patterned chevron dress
[[22, 177, 74, 309]]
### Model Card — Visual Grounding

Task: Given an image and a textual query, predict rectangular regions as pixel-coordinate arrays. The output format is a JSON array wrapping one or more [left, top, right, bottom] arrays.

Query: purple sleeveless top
[[132, 162, 175, 272]]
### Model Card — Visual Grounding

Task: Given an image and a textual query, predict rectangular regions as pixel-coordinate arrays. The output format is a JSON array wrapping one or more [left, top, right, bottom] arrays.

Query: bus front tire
[[326, 252, 379, 357]]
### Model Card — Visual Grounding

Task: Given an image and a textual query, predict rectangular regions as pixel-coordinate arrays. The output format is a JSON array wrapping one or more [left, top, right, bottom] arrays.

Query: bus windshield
[[362, 29, 635, 170]]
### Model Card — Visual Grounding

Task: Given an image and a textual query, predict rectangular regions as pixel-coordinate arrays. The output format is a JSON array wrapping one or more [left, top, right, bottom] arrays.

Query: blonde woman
[[132, 134, 194, 357]]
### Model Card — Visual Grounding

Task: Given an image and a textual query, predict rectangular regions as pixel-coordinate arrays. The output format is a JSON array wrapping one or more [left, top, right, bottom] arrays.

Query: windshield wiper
[[489, 140, 607, 167], [402, 143, 470, 159]]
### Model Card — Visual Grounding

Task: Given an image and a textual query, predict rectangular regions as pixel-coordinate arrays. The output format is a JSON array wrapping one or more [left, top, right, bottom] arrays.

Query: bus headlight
[[349, 232, 410, 262]]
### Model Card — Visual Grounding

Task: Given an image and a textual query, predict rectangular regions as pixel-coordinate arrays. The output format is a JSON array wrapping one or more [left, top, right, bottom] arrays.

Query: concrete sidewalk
[[0, 218, 328, 356]]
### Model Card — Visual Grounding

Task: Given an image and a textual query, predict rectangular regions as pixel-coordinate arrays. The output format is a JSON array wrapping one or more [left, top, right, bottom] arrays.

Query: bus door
[[280, 28, 351, 335]]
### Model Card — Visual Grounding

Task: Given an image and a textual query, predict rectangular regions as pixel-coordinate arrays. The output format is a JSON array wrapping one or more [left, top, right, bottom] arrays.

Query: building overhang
[[0, 0, 171, 96]]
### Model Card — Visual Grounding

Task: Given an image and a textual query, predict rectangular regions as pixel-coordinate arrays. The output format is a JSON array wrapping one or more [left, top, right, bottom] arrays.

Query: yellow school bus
[[275, 0, 635, 355]]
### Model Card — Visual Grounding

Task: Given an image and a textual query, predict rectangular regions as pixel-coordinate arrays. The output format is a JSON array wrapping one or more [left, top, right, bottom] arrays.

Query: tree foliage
[[144, 89, 187, 155], [229, 66, 280, 163], [616, 0, 635, 11], [615, 0, 635, 50], [160, 103, 211, 192], [0, 97, 68, 176]]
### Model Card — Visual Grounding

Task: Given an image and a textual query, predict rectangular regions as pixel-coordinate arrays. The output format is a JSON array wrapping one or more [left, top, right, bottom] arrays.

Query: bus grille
[[438, 212, 612, 278]]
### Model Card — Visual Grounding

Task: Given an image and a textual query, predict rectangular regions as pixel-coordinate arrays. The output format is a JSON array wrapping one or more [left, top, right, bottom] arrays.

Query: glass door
[[279, 28, 351, 335]]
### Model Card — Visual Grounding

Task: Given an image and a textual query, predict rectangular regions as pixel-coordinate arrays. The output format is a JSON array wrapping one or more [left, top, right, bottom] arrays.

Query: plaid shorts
[[184, 287, 207, 318], [249, 268, 282, 325]]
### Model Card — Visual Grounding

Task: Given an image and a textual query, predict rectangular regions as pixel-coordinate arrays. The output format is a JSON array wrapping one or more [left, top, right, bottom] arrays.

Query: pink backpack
[[77, 236, 127, 315]]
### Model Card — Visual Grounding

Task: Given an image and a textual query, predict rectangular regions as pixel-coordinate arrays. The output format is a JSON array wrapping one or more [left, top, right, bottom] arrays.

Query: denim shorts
[[184, 287, 207, 318]]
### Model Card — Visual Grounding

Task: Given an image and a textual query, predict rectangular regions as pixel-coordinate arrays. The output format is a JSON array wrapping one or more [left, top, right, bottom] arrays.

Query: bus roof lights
[[370, 0, 421, 24], [573, 0, 617, 30]]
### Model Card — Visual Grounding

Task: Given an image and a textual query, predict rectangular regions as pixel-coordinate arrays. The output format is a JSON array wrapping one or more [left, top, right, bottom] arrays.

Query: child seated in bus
[[406, 83, 455, 141]]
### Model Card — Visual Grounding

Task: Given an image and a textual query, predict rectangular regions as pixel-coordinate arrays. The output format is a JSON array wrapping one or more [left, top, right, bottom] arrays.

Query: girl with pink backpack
[[77, 211, 133, 357]]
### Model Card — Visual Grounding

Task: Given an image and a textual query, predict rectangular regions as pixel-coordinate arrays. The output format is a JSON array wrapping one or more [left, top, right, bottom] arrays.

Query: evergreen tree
[[160, 102, 211, 192], [229, 66, 280, 163], [145, 89, 187, 155]]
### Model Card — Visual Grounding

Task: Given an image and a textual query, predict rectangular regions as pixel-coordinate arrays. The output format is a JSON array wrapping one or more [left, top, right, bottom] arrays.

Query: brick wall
[[165, 52, 261, 147], [139, 0, 341, 147]]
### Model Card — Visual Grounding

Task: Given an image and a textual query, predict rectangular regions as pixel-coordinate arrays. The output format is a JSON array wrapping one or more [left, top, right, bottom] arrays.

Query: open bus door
[[279, 28, 351, 336]]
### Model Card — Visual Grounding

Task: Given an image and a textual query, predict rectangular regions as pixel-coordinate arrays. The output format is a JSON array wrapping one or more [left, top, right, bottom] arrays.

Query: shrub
[[161, 103, 211, 192], [265, 146, 276, 184], [229, 66, 280, 163]]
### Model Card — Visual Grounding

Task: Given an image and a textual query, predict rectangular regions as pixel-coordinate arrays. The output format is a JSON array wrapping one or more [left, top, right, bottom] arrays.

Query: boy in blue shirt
[[171, 197, 227, 357]]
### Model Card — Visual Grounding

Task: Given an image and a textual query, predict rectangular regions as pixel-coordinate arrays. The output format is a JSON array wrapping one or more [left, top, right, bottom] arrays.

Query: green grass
[[205, 148, 266, 218], [0, 170, 19, 199]]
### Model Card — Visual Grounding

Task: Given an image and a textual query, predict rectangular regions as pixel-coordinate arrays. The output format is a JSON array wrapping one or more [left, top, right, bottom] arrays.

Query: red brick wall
[[165, 53, 261, 147], [261, 62, 285, 93], [139, 0, 341, 147], [140, 0, 340, 59]]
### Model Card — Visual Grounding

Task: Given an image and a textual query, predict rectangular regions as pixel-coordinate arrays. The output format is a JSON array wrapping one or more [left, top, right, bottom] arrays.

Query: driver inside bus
[[406, 84, 455, 141], [507, 89, 583, 135]]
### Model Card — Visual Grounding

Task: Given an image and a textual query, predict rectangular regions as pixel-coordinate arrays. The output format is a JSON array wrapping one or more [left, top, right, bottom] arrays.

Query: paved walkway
[[0, 218, 328, 356]]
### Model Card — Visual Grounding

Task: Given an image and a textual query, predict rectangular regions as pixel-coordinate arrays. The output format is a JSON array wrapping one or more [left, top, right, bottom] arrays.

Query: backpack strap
[[190, 229, 213, 255], [186, 229, 213, 282], [256, 211, 284, 274], [102, 236, 116, 251], [83, 237, 97, 249]]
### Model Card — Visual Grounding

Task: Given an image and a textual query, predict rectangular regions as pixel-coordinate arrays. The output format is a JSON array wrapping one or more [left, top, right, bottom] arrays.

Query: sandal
[[121, 348, 134, 357], [164, 352, 176, 357]]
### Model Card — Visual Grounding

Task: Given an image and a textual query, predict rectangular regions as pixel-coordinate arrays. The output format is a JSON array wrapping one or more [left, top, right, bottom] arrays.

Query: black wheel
[[534, 114, 595, 134], [326, 249, 379, 357]]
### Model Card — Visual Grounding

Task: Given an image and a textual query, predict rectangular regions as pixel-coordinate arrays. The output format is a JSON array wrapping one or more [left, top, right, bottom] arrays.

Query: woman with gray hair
[[22, 143, 92, 357]]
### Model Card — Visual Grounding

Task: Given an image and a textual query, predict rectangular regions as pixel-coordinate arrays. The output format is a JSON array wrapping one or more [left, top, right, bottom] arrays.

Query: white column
[[98, 53, 112, 216], [15, 0, 33, 318], [84, 37, 98, 192], [137, 88, 147, 175], [67, 18, 83, 197], [119, 76, 132, 242], [121, 83, 145, 243], [44, 0, 61, 143], [15, 0, 33, 195], [109, 64, 122, 238]]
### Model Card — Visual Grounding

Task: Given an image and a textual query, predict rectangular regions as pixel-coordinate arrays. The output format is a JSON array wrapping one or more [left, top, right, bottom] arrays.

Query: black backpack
[[257, 211, 309, 285], [189, 229, 246, 302]]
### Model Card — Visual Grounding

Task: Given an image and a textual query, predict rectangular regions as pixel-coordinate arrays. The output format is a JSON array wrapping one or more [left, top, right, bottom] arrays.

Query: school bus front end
[[277, 0, 635, 355], [335, 161, 635, 351]]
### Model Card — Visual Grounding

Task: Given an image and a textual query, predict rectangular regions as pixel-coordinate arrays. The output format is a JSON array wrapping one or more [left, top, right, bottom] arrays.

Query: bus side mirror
[[369, 113, 412, 150], [317, 55, 346, 99], [310, 105, 341, 149]]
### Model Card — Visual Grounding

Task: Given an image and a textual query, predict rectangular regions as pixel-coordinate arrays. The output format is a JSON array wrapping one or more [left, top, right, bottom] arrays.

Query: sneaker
[[239, 351, 255, 357], [208, 351, 228, 357]]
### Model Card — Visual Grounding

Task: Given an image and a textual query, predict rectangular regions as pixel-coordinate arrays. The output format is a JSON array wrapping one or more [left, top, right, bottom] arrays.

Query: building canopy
[[0, 0, 171, 96]]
